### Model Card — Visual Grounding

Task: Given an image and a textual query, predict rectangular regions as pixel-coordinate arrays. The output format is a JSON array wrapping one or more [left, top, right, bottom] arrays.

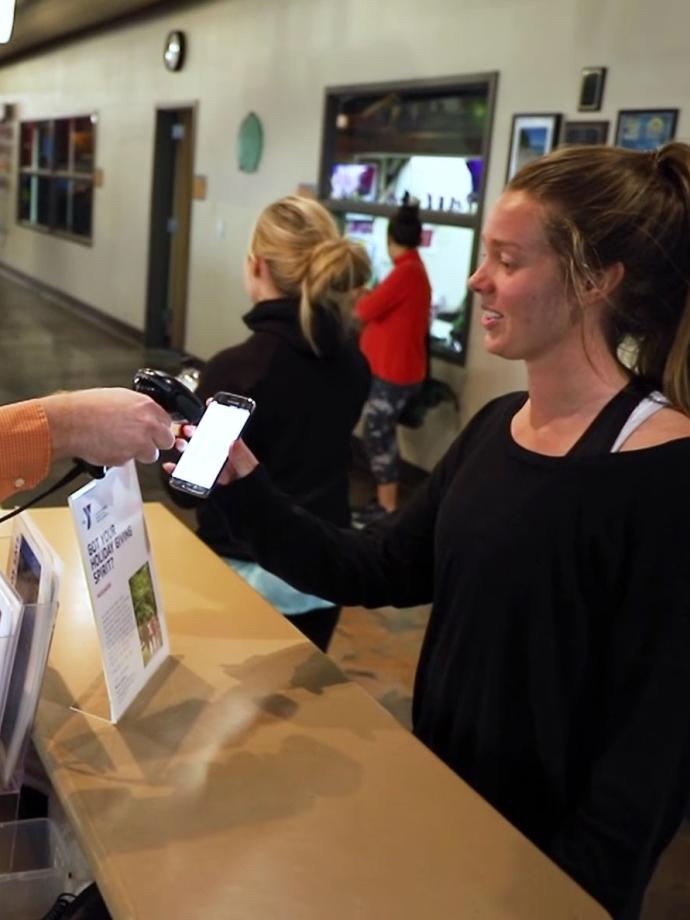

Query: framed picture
[[578, 67, 607, 112], [562, 120, 609, 146], [506, 113, 562, 182], [615, 109, 678, 151]]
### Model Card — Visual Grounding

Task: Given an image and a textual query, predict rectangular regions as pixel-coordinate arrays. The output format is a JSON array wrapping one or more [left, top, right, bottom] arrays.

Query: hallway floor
[[1, 270, 688, 918]]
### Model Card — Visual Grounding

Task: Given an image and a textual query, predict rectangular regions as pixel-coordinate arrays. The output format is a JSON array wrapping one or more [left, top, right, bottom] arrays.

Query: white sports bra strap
[[610, 392, 669, 453]]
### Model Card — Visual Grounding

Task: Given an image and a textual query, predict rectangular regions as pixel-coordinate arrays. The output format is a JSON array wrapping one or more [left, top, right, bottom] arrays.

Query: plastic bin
[[0, 818, 68, 919]]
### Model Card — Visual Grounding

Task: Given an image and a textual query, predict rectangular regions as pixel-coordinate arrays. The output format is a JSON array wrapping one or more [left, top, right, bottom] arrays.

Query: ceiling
[[0, 0, 181, 63]]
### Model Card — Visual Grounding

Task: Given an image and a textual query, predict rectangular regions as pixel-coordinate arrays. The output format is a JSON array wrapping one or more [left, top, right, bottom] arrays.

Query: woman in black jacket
[[187, 195, 370, 649]]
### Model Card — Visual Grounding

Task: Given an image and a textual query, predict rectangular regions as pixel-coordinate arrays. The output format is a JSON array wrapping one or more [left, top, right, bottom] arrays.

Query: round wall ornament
[[237, 112, 263, 173]]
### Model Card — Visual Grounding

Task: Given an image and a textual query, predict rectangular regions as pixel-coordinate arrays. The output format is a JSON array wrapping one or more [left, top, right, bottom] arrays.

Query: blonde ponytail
[[250, 196, 370, 354], [299, 238, 371, 353]]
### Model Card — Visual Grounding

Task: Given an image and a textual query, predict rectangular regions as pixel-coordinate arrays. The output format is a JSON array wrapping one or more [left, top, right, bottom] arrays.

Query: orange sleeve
[[0, 400, 52, 501]]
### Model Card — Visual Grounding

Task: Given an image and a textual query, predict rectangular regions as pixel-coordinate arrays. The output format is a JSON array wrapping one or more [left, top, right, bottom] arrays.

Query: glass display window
[[17, 114, 96, 243], [319, 73, 497, 364]]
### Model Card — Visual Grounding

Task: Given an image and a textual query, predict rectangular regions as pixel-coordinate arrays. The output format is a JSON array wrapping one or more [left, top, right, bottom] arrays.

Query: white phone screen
[[173, 400, 251, 491]]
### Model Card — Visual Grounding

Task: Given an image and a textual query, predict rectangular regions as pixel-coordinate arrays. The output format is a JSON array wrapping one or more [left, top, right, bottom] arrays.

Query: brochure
[[68, 461, 169, 723], [0, 514, 62, 788], [0, 575, 23, 730]]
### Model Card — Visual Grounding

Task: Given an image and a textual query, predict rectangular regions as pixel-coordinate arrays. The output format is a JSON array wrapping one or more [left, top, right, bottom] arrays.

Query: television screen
[[330, 163, 378, 202]]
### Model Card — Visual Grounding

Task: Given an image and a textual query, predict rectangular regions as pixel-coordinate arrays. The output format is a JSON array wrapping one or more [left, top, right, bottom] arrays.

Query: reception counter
[[26, 504, 608, 919]]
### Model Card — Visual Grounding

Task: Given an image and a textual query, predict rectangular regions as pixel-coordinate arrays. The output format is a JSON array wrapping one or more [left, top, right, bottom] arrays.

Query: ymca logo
[[83, 504, 92, 530]]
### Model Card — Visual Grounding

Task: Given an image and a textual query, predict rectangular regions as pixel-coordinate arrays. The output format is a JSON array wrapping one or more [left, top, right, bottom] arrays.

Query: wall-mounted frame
[[578, 67, 607, 112], [615, 109, 678, 150], [318, 71, 499, 365], [562, 120, 609, 146], [506, 113, 561, 183]]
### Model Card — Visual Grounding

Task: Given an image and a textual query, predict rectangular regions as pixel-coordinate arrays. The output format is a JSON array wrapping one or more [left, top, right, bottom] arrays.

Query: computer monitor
[[330, 163, 378, 202]]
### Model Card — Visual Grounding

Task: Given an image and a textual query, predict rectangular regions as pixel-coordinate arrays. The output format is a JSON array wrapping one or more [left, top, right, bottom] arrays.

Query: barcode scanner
[[0, 371, 204, 525], [62, 367, 205, 494], [132, 368, 205, 423], [74, 366, 204, 482]]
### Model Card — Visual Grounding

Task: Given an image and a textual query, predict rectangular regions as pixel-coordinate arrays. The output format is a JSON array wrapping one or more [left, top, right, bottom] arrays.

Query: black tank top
[[567, 378, 657, 458]]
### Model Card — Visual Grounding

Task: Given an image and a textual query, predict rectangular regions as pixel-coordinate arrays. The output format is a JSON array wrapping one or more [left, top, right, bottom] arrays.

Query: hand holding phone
[[168, 392, 255, 497]]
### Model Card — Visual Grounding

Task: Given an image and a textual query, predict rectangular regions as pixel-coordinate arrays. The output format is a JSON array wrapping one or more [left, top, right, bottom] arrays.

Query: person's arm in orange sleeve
[[0, 389, 177, 502], [355, 266, 405, 323], [0, 400, 52, 501]]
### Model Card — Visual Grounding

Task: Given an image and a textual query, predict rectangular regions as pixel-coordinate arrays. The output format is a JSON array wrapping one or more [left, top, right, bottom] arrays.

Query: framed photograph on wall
[[562, 120, 609, 146], [615, 109, 678, 150], [506, 113, 562, 182], [578, 67, 607, 112]]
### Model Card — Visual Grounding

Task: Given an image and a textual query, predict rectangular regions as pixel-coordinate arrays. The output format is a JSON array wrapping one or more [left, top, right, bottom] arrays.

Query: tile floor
[[1, 270, 688, 919]]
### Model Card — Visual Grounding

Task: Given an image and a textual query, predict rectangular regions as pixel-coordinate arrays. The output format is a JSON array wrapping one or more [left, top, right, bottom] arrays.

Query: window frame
[[17, 114, 96, 245], [318, 73, 498, 365]]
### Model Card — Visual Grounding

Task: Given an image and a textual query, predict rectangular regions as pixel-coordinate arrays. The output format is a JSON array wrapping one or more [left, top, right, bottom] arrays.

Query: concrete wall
[[0, 0, 687, 469]]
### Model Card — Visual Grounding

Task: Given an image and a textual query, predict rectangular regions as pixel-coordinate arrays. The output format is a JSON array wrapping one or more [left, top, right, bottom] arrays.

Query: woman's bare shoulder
[[620, 406, 690, 451]]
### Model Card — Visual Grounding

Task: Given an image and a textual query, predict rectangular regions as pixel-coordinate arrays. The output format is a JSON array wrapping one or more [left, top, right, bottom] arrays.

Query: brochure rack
[[0, 522, 61, 815], [0, 770, 19, 822], [0, 533, 21, 822], [0, 600, 60, 811], [0, 816, 69, 918]]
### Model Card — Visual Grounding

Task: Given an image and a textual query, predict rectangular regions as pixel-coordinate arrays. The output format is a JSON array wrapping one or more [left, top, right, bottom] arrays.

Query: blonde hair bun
[[250, 196, 371, 352]]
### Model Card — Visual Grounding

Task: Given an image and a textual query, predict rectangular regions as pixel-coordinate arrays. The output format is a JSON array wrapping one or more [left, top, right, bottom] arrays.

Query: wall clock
[[164, 30, 186, 72]]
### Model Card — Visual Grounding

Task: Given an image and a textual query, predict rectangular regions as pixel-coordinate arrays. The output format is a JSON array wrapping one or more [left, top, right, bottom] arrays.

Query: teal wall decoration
[[237, 112, 263, 173]]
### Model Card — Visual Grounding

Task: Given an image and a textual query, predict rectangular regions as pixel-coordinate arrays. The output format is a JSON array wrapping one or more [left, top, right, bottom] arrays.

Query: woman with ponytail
[[171, 145, 690, 918], [189, 195, 371, 650]]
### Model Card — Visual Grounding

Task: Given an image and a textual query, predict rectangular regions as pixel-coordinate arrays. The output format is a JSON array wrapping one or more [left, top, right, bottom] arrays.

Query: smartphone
[[169, 392, 255, 498]]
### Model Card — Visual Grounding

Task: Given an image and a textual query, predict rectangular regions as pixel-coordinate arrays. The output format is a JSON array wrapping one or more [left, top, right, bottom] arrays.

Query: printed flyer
[[69, 462, 169, 722]]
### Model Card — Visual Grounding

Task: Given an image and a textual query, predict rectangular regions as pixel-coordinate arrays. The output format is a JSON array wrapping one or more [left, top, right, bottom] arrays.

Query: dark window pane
[[54, 178, 93, 237], [36, 122, 52, 169], [35, 176, 52, 224], [54, 119, 70, 171], [18, 174, 32, 220], [19, 174, 52, 226], [21, 121, 52, 169], [19, 124, 33, 168], [332, 90, 488, 165], [20, 122, 51, 169], [73, 117, 94, 173], [72, 180, 92, 237], [54, 177, 71, 231]]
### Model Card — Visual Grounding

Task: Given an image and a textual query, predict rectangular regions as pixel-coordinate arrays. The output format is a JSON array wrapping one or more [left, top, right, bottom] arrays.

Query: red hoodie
[[356, 249, 431, 385]]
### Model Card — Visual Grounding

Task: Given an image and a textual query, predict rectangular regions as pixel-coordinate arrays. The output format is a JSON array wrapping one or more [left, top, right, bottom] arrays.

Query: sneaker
[[350, 500, 389, 529]]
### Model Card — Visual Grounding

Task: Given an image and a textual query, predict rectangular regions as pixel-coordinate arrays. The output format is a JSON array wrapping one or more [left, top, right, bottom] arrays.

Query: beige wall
[[0, 0, 687, 468]]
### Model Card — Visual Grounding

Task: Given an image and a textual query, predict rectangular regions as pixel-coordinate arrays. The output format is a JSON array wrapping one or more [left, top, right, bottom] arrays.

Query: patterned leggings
[[362, 376, 421, 484]]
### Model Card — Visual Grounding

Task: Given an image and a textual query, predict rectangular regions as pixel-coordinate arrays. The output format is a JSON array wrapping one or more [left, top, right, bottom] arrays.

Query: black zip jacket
[[177, 297, 370, 559]]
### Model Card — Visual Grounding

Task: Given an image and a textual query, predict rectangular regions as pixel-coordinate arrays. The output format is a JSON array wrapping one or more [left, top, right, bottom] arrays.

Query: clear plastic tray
[[0, 818, 68, 919]]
